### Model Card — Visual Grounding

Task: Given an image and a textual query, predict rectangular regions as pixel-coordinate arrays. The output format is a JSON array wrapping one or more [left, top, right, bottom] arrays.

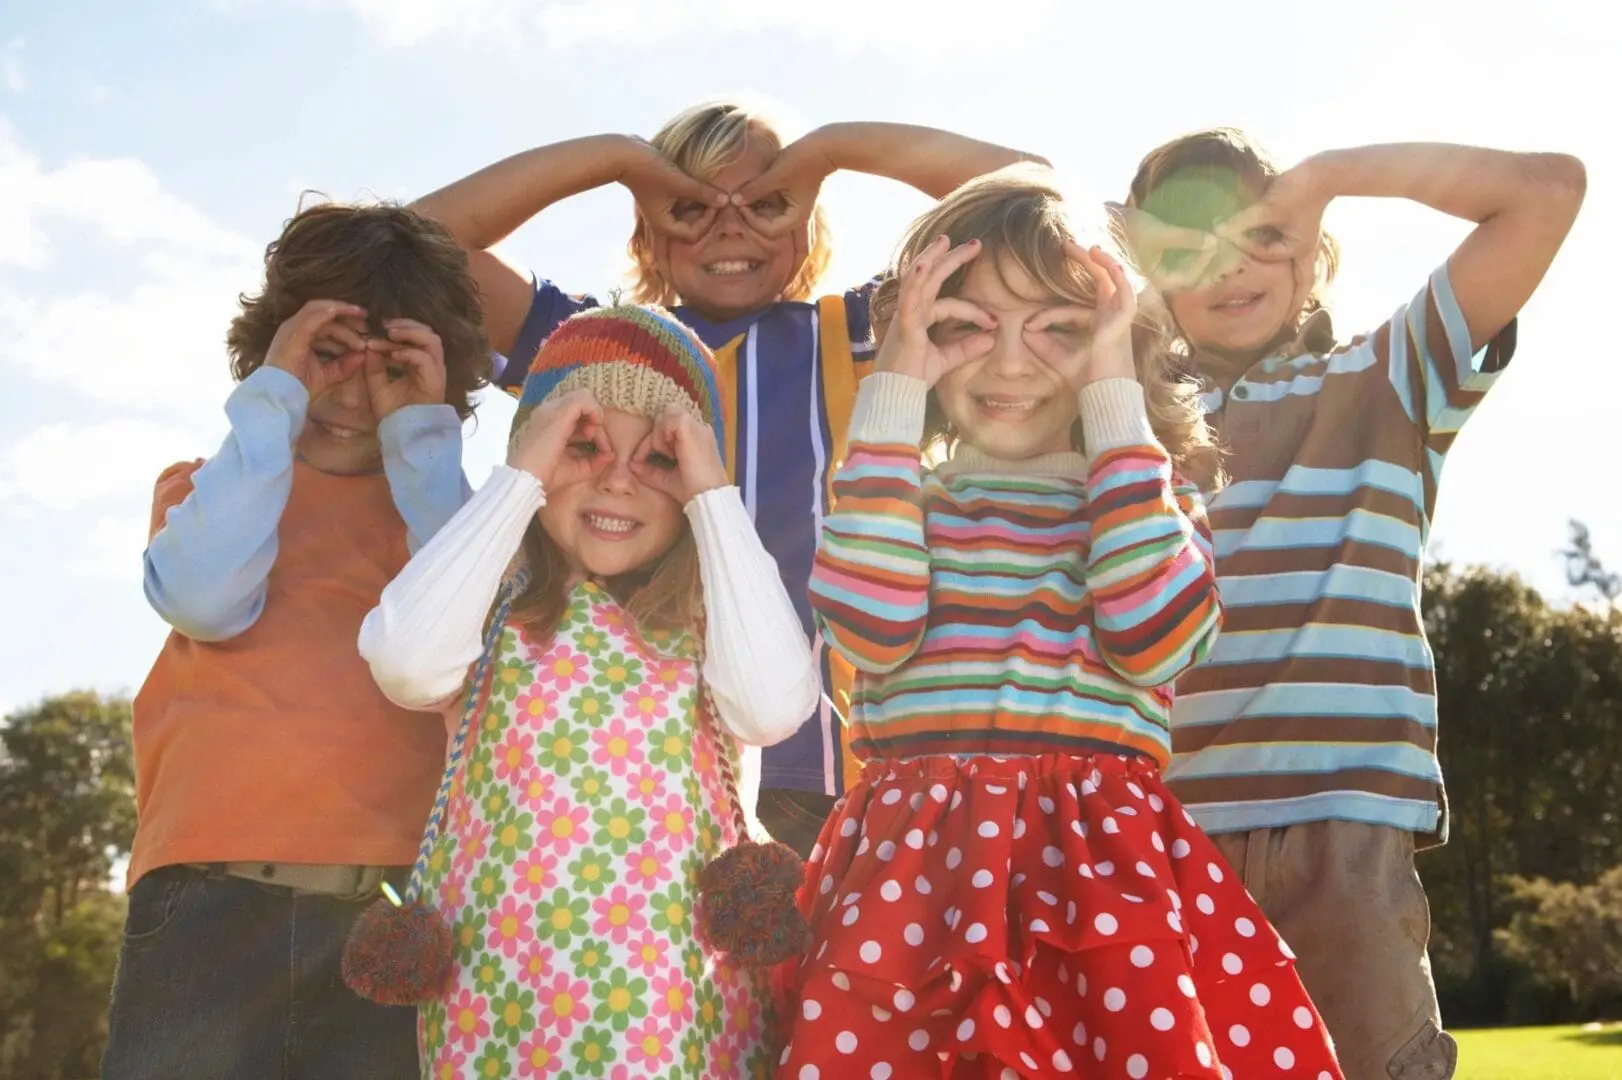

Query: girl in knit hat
[[353, 304, 818, 1078]]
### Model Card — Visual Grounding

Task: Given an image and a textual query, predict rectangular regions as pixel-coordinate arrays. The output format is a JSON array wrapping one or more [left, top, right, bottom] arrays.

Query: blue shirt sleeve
[[378, 404, 470, 554], [143, 366, 305, 642], [845, 277, 879, 364], [492, 276, 601, 394]]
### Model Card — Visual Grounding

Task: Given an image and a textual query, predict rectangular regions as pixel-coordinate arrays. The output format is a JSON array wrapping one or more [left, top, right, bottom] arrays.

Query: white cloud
[[332, 0, 1060, 51], [2, 39, 23, 94], [68, 514, 153, 581], [0, 420, 209, 512]]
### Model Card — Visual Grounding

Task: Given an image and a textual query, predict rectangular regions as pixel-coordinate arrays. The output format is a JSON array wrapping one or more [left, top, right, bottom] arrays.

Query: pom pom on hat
[[509, 304, 726, 456]]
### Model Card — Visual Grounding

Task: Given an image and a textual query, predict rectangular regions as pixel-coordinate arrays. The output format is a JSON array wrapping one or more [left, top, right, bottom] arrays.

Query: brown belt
[[190, 861, 389, 900]]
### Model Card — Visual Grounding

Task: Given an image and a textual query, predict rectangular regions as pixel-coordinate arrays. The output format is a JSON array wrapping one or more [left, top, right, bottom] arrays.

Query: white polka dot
[[876, 841, 897, 862], [950, 791, 964, 810], [781, 1046, 792, 1065], [998, 1071, 1018, 1080], [840, 818, 858, 837], [1294, 1006, 1315, 1029], [1126, 1053, 1147, 1078], [1150, 1006, 1175, 1031], [836, 1032, 858, 1053], [1275, 1046, 1295, 1069], [909, 792, 924, 812], [843, 891, 862, 907], [904, 828, 924, 850], [832, 973, 852, 991], [1094, 912, 1118, 935], [1095, 861, 1115, 877], [810, 843, 825, 862], [1183, 808, 1196, 825], [881, 787, 902, 805], [965, 923, 987, 944], [977, 820, 999, 838], [1092, 1036, 1107, 1062], [1036, 996, 1053, 1017], [1024, 1005, 1044, 1028], [1169, 890, 1182, 910], [943, 906, 958, 927], [1222, 952, 1243, 975], [1039, 796, 1056, 813], [1011, 872, 1026, 888], [859, 941, 882, 963], [803, 999, 823, 1020], [1077, 863, 1094, 879], [1019, 1053, 1038, 1071], [1081, 778, 1098, 796], [1071, 820, 1086, 837], [1028, 918, 1051, 933], [945, 847, 962, 870], [1221, 1068, 1233, 1080], [871, 1065, 892, 1080], [1229, 1024, 1251, 1047], [894, 989, 916, 1012], [993, 1004, 1012, 1028], [971, 869, 994, 888], [1250, 982, 1271, 1006], [1042, 845, 1064, 867], [930, 783, 948, 803], [1103, 987, 1126, 1012], [955, 1018, 975, 1042], [1134, 860, 1155, 878], [1012, 818, 1027, 839], [1101, 817, 1120, 834], [881, 880, 902, 902], [907, 1029, 928, 1051], [1235, 916, 1257, 938], [1038, 889, 1057, 906], [856, 837, 871, 855], [1196, 893, 1215, 915], [1178, 974, 1196, 998], [1151, 832, 1165, 852], [1195, 1041, 1212, 1067], [800, 1067, 820, 1080], [820, 875, 834, 895], [1067, 901, 1078, 924], [1167, 911, 1183, 932], [1279, 939, 1297, 960], [842, 907, 861, 927], [914, 875, 932, 895], [1075, 972, 1087, 995], [1071, 1020, 1088, 1045], [903, 922, 924, 946], [1124, 893, 1145, 905], [1171, 838, 1191, 858], [1207, 861, 1225, 882], [1051, 1048, 1073, 1070], [1130, 945, 1155, 968], [872, 1006, 891, 1022]]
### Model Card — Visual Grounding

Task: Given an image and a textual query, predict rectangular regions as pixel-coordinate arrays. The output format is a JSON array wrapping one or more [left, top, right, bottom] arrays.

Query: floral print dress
[[417, 580, 769, 1079]]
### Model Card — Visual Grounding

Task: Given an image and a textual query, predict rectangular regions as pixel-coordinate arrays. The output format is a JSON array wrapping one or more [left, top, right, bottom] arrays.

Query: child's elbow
[[1525, 153, 1587, 215], [144, 567, 257, 643]]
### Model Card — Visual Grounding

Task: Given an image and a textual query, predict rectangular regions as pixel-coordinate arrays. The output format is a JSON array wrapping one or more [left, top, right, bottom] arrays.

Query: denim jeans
[[755, 787, 837, 860], [101, 865, 418, 1080]]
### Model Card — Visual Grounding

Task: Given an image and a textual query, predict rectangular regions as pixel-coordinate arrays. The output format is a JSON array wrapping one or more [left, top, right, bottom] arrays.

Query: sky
[[0, 0, 1615, 720]]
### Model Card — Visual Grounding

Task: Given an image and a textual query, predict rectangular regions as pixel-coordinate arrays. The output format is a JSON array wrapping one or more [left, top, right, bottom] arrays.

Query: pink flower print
[[625, 841, 673, 891], [519, 771, 553, 811], [651, 971, 695, 1025], [648, 795, 694, 846], [592, 884, 648, 944], [451, 818, 491, 878], [513, 686, 554, 726], [537, 643, 590, 694], [493, 729, 535, 784], [535, 969, 592, 1036], [486, 895, 536, 958], [624, 764, 663, 806], [444, 988, 490, 1052], [593, 605, 631, 633], [517, 1028, 565, 1077], [621, 685, 670, 727], [428, 1044, 468, 1080], [625, 1016, 675, 1071], [437, 870, 469, 915], [512, 848, 556, 900], [626, 929, 671, 978], [648, 657, 694, 694], [591, 716, 646, 776], [534, 797, 590, 856], [514, 940, 554, 990]]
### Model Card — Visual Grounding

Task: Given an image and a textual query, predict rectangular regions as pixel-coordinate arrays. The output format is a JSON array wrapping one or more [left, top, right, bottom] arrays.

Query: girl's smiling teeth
[[1211, 291, 1264, 315], [314, 418, 366, 440], [974, 393, 1046, 417], [704, 259, 762, 276], [583, 511, 641, 538]]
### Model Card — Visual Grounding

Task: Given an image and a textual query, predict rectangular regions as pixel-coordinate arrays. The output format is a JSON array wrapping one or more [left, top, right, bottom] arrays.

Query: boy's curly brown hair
[[227, 200, 491, 418]]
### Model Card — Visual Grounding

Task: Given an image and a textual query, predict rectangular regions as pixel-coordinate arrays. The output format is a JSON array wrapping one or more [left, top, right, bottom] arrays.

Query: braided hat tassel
[[342, 570, 528, 1006]]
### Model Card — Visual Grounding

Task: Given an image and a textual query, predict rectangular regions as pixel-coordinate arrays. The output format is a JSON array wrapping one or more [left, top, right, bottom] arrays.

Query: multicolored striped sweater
[[809, 373, 1222, 767]]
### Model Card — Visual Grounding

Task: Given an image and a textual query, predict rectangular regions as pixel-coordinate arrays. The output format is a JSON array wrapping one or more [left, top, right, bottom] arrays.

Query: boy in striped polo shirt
[[1119, 132, 1585, 1080]]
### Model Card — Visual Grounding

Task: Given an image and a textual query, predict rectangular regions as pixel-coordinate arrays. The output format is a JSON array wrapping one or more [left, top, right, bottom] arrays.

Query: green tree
[[1496, 865, 1622, 1013], [0, 691, 137, 1079]]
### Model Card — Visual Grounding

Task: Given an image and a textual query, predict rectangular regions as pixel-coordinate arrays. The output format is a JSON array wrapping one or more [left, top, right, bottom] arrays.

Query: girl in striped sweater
[[776, 169, 1343, 1080]]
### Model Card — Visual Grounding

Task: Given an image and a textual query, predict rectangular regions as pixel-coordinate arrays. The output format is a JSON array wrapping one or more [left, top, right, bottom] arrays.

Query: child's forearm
[[807, 122, 1049, 199], [379, 405, 472, 553], [1300, 143, 1585, 225], [143, 367, 302, 641], [412, 134, 639, 251]]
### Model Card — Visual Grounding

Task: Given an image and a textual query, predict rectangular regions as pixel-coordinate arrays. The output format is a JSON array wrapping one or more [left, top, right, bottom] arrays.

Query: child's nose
[[331, 368, 369, 407], [595, 455, 638, 494], [987, 325, 1039, 377]]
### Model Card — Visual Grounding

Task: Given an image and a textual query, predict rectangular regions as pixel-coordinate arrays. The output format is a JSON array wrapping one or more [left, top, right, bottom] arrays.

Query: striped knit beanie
[[511, 304, 725, 455]]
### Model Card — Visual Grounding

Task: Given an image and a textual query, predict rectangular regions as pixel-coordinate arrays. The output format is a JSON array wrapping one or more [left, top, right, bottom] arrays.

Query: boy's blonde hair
[[873, 166, 1224, 491], [1124, 128, 1340, 340], [627, 99, 833, 307]]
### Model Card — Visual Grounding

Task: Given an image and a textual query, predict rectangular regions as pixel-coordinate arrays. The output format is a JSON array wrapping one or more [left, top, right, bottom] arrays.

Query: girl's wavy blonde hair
[[627, 99, 833, 307], [872, 166, 1224, 491], [1125, 128, 1340, 346]]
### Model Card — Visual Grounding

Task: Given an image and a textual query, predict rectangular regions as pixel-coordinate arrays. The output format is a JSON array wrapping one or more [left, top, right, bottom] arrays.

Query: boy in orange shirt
[[101, 203, 491, 1079]]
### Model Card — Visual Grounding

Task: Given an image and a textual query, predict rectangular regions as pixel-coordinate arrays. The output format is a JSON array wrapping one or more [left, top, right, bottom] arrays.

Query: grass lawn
[[1454, 1024, 1622, 1079]]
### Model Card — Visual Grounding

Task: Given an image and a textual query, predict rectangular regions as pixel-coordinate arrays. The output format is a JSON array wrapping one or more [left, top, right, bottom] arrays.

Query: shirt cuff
[[1079, 378, 1159, 457], [849, 372, 930, 446]]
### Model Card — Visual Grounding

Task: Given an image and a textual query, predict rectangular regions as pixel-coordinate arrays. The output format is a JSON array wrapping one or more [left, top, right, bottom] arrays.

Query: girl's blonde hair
[[1125, 128, 1340, 341], [507, 520, 703, 645], [872, 166, 1224, 491], [627, 99, 833, 307]]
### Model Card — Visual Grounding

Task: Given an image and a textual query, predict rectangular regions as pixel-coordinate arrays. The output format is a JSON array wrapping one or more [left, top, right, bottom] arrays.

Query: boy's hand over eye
[[619, 138, 729, 243], [264, 299, 370, 397], [364, 319, 448, 420]]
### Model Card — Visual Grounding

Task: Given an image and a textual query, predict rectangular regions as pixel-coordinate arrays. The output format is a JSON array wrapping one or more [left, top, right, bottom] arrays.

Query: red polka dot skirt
[[774, 753, 1343, 1079]]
